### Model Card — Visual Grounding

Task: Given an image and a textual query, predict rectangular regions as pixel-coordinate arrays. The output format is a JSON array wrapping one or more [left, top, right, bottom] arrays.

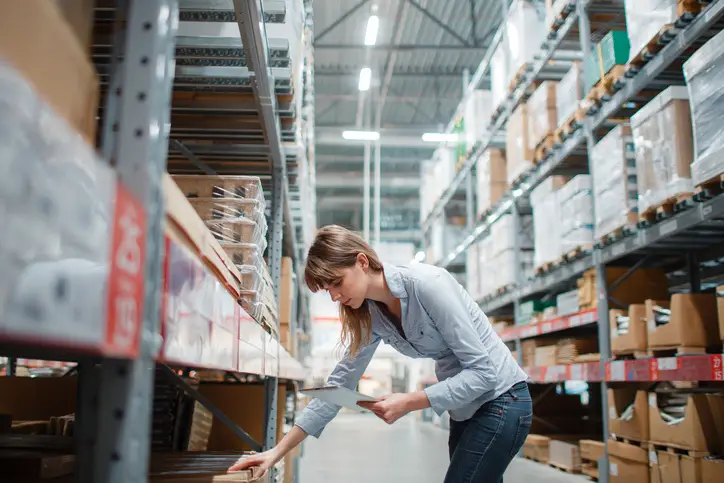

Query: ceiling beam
[[314, 0, 370, 42], [316, 68, 477, 78], [313, 44, 488, 51], [407, 0, 472, 47]]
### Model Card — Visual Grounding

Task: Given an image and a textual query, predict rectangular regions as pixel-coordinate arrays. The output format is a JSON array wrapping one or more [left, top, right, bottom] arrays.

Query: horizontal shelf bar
[[499, 308, 597, 342], [526, 361, 602, 383], [606, 354, 724, 382]]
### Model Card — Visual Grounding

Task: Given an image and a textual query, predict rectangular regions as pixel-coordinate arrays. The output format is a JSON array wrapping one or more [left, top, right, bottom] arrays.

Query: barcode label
[[609, 407, 616, 419], [649, 394, 657, 408], [610, 361, 625, 381], [610, 463, 618, 476], [658, 357, 677, 371]]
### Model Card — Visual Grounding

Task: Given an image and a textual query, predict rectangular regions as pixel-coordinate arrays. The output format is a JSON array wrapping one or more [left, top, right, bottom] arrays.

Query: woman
[[230, 225, 531, 482]]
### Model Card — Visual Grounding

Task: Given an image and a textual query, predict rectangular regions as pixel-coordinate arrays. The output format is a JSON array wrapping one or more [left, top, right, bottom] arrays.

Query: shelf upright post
[[76, 1, 179, 483], [511, 202, 524, 369], [578, 2, 609, 482]]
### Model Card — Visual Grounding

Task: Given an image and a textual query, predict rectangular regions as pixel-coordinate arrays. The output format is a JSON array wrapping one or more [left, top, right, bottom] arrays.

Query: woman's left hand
[[358, 393, 412, 425]]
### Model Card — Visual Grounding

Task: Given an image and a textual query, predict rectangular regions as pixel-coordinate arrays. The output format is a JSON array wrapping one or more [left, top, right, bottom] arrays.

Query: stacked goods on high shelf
[[506, 103, 535, 185], [590, 124, 639, 242], [554, 62, 584, 140], [545, 0, 576, 31], [631, 86, 695, 223], [684, 27, 724, 191], [521, 336, 598, 367], [530, 176, 568, 272], [558, 175, 594, 257], [171, 175, 278, 329], [579, 439, 605, 480], [427, 215, 466, 265], [527, 81, 558, 161], [583, 30, 630, 104], [474, 213, 534, 298], [420, 147, 455, 221], [519, 300, 556, 326], [645, 293, 719, 355], [475, 148, 507, 219], [490, 37, 511, 113], [504, 0, 546, 92], [459, 90, 493, 167]]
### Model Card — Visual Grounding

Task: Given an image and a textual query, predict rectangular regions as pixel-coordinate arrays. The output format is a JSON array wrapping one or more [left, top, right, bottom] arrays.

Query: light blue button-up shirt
[[295, 262, 528, 438]]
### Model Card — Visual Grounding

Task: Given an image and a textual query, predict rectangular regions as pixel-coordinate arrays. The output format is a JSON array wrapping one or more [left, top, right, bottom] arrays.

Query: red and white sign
[[605, 355, 724, 382], [500, 308, 598, 342], [526, 362, 602, 383]]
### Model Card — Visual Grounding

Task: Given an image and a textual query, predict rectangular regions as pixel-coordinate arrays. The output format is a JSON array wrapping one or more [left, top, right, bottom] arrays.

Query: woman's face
[[325, 255, 369, 309]]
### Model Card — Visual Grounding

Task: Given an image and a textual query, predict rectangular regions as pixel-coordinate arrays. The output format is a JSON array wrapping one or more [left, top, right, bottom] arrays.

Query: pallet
[[694, 173, 724, 201], [638, 193, 693, 226], [535, 262, 555, 275], [585, 65, 627, 109], [649, 345, 709, 357], [649, 442, 711, 458], [611, 435, 647, 448], [547, 2, 574, 33], [581, 463, 598, 481], [627, 25, 676, 71], [549, 462, 581, 474], [563, 245, 592, 262], [554, 108, 587, 144], [523, 455, 549, 465], [495, 284, 515, 295], [597, 224, 636, 247], [508, 63, 530, 93], [534, 132, 556, 164]]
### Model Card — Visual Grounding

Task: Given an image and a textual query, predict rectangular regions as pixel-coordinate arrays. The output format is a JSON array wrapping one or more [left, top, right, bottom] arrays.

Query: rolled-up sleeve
[[295, 335, 381, 438], [418, 271, 496, 415]]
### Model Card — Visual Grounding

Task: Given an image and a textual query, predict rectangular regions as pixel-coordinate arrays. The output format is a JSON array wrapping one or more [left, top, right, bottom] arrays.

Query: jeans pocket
[[510, 413, 532, 457]]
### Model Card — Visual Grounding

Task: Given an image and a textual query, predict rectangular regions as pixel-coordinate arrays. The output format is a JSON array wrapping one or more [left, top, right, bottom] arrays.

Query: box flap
[[607, 439, 648, 464]]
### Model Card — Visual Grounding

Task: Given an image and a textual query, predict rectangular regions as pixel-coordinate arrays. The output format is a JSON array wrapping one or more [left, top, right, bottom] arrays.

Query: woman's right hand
[[228, 449, 280, 478]]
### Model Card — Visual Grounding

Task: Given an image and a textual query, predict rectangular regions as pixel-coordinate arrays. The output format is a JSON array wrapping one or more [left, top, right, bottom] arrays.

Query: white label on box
[[659, 220, 678, 236], [609, 407, 616, 419], [657, 357, 677, 371], [648, 317, 656, 332], [610, 360, 625, 381], [649, 451, 658, 464], [610, 463, 618, 476], [649, 394, 657, 408]]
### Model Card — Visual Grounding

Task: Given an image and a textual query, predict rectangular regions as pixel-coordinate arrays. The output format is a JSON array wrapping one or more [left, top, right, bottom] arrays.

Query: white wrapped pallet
[[491, 41, 510, 112], [624, 0, 678, 63], [527, 82, 558, 151], [684, 28, 724, 186], [476, 149, 507, 218], [531, 177, 567, 268], [505, 0, 547, 85], [590, 124, 638, 240], [556, 62, 583, 127], [558, 175, 594, 254], [491, 214, 534, 256], [464, 90, 493, 150], [630, 86, 694, 216]]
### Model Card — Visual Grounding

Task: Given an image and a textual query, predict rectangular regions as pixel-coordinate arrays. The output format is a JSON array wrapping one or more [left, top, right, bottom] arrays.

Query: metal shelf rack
[[426, 2, 724, 482], [0, 1, 312, 482]]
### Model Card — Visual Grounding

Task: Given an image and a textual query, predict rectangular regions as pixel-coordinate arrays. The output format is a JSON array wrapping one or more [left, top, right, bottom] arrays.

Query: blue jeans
[[444, 382, 532, 483]]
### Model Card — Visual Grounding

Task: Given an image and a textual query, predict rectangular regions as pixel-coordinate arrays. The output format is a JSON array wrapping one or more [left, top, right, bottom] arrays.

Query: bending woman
[[230, 225, 531, 482]]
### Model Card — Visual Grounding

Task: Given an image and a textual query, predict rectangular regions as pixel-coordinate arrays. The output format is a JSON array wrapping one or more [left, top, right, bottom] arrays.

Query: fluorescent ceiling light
[[364, 15, 379, 46], [422, 132, 458, 143], [342, 130, 380, 141], [358, 67, 372, 91]]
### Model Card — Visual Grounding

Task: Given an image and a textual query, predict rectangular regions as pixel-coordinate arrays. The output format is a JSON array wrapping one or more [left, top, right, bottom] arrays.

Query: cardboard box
[[611, 304, 648, 355], [608, 439, 649, 483], [579, 439, 605, 463], [0, 0, 99, 141], [476, 148, 507, 217], [549, 440, 581, 472], [0, 377, 77, 421], [702, 458, 724, 481], [649, 393, 724, 453], [535, 346, 557, 367], [579, 267, 669, 311], [584, 30, 631, 91], [523, 434, 551, 462], [53, 0, 96, 51], [527, 82, 558, 151], [650, 451, 704, 483], [506, 103, 535, 184], [647, 294, 719, 349], [608, 389, 649, 442], [717, 285, 724, 341]]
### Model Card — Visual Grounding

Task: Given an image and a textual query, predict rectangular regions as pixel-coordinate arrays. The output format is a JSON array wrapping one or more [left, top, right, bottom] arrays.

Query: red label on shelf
[[105, 182, 146, 357], [711, 356, 724, 381]]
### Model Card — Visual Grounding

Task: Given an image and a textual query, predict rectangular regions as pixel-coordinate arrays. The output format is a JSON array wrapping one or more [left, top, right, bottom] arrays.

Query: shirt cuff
[[424, 381, 452, 416], [295, 407, 328, 439]]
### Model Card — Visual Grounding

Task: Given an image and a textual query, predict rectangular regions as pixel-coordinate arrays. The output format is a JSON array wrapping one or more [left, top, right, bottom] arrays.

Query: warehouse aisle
[[299, 413, 588, 483]]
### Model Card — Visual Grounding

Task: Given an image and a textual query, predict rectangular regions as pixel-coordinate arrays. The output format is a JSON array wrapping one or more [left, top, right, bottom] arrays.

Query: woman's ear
[[356, 253, 369, 272]]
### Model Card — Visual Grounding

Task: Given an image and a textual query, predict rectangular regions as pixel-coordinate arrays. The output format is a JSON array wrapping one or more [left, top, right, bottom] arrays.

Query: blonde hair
[[304, 225, 383, 358]]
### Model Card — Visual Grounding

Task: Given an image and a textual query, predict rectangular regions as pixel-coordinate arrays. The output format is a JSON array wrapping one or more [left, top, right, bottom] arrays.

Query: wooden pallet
[[649, 345, 710, 357], [585, 65, 627, 108], [627, 24, 676, 70], [611, 434, 647, 448], [612, 349, 653, 360], [547, 3, 574, 33], [638, 192, 693, 225], [581, 462, 599, 481], [549, 462, 581, 474], [508, 63, 530, 93], [694, 173, 724, 201], [523, 455, 549, 465], [534, 132, 556, 163], [535, 262, 555, 275], [495, 284, 515, 295], [597, 221, 637, 246], [563, 245, 592, 262], [554, 108, 587, 143], [649, 442, 711, 458]]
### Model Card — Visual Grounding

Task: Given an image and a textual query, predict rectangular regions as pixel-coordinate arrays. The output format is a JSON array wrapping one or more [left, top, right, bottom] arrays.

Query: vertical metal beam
[[6, 357, 16, 376], [512, 202, 524, 369], [263, 377, 279, 481], [76, 362, 101, 483], [687, 252, 701, 293], [90, 2, 179, 482]]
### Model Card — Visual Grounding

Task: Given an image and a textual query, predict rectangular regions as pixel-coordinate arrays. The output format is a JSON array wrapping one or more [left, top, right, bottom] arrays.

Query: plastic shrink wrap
[[506, 0, 547, 85], [683, 28, 724, 185], [624, 0, 677, 63], [476, 148, 507, 218], [427, 218, 465, 265], [531, 177, 567, 268], [527, 82, 558, 152], [464, 90, 493, 150], [491, 214, 534, 257], [491, 40, 510, 112], [556, 62, 582, 127], [557, 175, 594, 254], [506, 103, 534, 184], [419, 147, 455, 221], [590, 124, 638, 240], [630, 86, 694, 216]]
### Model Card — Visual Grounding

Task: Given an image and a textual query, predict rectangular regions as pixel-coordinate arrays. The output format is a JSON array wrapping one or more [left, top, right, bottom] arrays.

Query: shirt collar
[[382, 262, 407, 298]]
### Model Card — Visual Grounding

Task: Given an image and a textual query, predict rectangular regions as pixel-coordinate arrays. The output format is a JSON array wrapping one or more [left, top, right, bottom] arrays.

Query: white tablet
[[299, 386, 378, 411]]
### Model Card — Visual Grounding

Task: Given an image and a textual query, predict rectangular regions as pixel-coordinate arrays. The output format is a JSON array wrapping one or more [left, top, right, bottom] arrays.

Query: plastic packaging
[[531, 177, 565, 267], [630, 86, 694, 215], [624, 1, 677, 63], [491, 214, 534, 256], [189, 197, 265, 224], [476, 149, 507, 218], [527, 82, 558, 151], [683, 28, 724, 185], [220, 242, 265, 271], [427, 218, 466, 264], [557, 175, 594, 254], [419, 147, 455, 221], [491, 41, 510, 111], [506, 103, 534, 184], [207, 216, 268, 250], [546, 0, 573, 30], [173, 174, 266, 207], [590, 124, 638, 240], [464, 90, 493, 149], [506, 0, 547, 84], [556, 62, 582, 127]]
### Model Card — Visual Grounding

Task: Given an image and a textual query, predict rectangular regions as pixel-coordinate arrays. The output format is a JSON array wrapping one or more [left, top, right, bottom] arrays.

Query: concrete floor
[[300, 413, 588, 483]]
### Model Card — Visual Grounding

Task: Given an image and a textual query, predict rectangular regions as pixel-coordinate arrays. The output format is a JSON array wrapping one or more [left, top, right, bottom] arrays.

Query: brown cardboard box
[[0, 1, 99, 141], [649, 393, 724, 453], [608, 439, 649, 483], [523, 434, 551, 462], [650, 451, 703, 483], [506, 103, 535, 184], [549, 440, 581, 472], [476, 148, 508, 217], [534, 345, 558, 367], [0, 377, 77, 421], [608, 388, 649, 442], [527, 82, 558, 151], [647, 294, 719, 349], [279, 257, 294, 325], [702, 458, 724, 481], [522, 339, 557, 367], [717, 285, 724, 341], [611, 304, 648, 355], [200, 383, 286, 451], [579, 439, 605, 462], [580, 267, 669, 311], [53, 0, 96, 51]]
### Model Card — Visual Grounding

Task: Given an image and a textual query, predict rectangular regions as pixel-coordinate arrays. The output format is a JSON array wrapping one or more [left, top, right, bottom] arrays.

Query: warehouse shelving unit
[[0, 1, 312, 482], [424, 1, 724, 482]]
